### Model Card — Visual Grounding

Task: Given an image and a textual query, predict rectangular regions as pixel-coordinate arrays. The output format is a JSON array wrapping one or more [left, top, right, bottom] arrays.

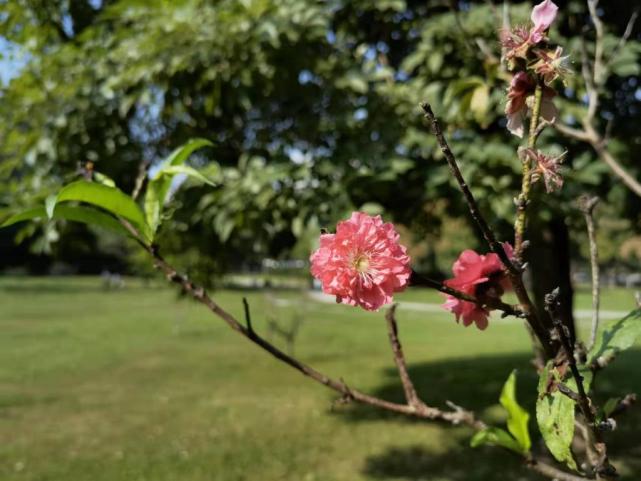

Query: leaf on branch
[[536, 362, 578, 471], [588, 308, 641, 367], [53, 180, 152, 242], [144, 138, 215, 234], [470, 371, 531, 455], [500, 370, 531, 453], [1, 204, 132, 238], [470, 427, 523, 454]]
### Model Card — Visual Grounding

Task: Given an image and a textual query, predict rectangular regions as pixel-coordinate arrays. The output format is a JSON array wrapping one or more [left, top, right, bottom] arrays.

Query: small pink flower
[[500, 1, 559, 62], [530, 0, 559, 43], [505, 72, 558, 137], [310, 212, 411, 311], [442, 244, 513, 330], [523, 148, 566, 192]]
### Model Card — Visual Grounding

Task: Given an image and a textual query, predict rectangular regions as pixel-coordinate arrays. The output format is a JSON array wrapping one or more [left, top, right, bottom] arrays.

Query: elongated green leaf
[[500, 370, 531, 453], [536, 362, 578, 471], [165, 138, 214, 167], [144, 138, 214, 233], [588, 309, 641, 366], [55, 181, 152, 242], [470, 427, 523, 454], [157, 165, 217, 186], [1, 204, 131, 238], [1, 207, 48, 227]]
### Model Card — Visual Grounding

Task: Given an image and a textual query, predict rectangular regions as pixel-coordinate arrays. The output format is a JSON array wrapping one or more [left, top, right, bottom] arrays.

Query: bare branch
[[385, 305, 421, 407], [609, 10, 640, 63], [420, 102, 516, 273], [420, 102, 554, 357], [578, 196, 600, 351], [410, 269, 524, 318], [527, 458, 596, 481]]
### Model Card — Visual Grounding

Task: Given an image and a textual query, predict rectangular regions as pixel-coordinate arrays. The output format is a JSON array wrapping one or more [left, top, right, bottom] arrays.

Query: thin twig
[[420, 103, 516, 273], [420, 102, 553, 357], [410, 270, 524, 318], [527, 458, 596, 481], [242, 297, 254, 334], [385, 305, 421, 408], [578, 196, 600, 351], [609, 10, 639, 64]]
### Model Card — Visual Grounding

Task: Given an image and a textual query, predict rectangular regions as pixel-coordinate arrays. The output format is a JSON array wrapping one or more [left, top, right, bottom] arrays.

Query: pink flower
[[310, 212, 411, 311], [505, 72, 558, 137], [500, 1, 559, 62], [530, 0, 559, 43], [523, 148, 566, 192], [442, 244, 513, 330]]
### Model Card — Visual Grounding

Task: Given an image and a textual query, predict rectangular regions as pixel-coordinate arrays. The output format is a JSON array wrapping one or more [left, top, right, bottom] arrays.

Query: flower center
[[352, 254, 370, 273]]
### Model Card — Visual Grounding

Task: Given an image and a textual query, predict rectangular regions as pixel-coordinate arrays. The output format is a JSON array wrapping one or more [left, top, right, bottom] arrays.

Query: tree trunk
[[526, 216, 576, 346]]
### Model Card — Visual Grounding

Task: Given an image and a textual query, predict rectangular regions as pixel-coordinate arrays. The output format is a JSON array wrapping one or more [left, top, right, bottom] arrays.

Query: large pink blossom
[[442, 244, 513, 330], [310, 212, 411, 311], [506, 72, 558, 137]]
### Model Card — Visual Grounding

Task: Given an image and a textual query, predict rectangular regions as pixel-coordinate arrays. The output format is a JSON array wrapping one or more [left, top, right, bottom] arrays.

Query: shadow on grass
[[330, 351, 641, 480]]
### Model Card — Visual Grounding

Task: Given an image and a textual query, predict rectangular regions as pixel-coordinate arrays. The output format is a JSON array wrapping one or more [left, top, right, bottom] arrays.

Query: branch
[[609, 10, 639, 64], [578, 196, 600, 351], [514, 82, 543, 259], [385, 305, 421, 407], [420, 102, 554, 357], [410, 270, 524, 318], [420, 103, 516, 273], [545, 289, 617, 479], [527, 458, 596, 481]]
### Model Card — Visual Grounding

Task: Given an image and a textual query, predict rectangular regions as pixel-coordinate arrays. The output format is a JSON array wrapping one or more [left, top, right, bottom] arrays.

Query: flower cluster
[[309, 212, 411, 311], [501, 0, 570, 139], [442, 245, 514, 331]]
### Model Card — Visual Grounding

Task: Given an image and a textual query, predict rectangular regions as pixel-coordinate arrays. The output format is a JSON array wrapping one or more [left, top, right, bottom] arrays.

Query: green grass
[[1, 277, 640, 481]]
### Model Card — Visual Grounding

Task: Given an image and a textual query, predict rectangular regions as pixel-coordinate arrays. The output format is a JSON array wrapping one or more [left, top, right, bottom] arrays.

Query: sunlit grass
[[1, 277, 639, 480]]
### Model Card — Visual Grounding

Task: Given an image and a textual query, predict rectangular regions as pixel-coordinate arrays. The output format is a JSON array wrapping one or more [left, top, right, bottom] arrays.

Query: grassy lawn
[[1, 277, 640, 480]]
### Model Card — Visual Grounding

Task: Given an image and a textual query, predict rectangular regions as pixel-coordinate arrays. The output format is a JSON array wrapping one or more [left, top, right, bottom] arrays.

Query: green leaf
[[45, 195, 57, 219], [1, 207, 49, 228], [144, 138, 214, 233], [499, 370, 531, 453], [1, 204, 132, 238], [470, 427, 523, 454], [55, 181, 152, 242], [94, 172, 116, 187], [588, 309, 641, 366], [536, 362, 578, 471], [156, 165, 217, 187]]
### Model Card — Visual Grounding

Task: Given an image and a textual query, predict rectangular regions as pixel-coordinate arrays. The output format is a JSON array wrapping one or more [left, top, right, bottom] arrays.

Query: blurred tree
[[1, 0, 640, 320]]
